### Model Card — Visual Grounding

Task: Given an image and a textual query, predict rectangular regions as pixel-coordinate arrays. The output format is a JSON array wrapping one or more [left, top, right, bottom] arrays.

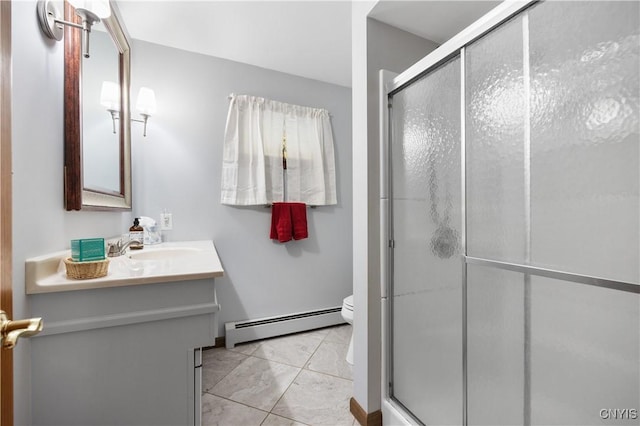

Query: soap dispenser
[[129, 218, 144, 250]]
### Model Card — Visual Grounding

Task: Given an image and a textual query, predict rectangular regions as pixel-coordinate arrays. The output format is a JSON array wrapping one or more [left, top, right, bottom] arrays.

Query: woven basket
[[64, 257, 110, 280]]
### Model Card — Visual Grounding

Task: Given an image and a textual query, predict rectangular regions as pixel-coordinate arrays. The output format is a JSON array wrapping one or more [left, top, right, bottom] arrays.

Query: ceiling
[[369, 1, 501, 44], [115, 1, 501, 88]]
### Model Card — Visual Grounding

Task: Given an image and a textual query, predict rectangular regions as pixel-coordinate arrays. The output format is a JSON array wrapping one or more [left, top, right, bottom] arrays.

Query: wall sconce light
[[100, 82, 157, 137], [100, 81, 120, 133], [37, 0, 111, 59], [135, 87, 157, 137]]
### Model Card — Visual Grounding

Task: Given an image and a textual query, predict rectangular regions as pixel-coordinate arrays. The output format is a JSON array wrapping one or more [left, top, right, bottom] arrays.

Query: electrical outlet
[[160, 212, 173, 230]]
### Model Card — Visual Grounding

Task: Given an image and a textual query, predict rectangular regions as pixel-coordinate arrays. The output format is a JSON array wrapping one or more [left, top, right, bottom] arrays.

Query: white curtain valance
[[221, 94, 337, 206]]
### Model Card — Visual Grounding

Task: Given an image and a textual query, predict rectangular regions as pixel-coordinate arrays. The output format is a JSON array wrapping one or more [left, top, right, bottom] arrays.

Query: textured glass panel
[[466, 15, 526, 263], [530, 276, 640, 425], [467, 265, 524, 426], [390, 56, 461, 425], [391, 58, 462, 297], [529, 1, 640, 283], [393, 288, 462, 424]]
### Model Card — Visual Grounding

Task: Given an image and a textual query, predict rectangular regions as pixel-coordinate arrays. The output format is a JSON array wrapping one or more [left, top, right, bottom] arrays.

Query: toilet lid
[[343, 295, 353, 309]]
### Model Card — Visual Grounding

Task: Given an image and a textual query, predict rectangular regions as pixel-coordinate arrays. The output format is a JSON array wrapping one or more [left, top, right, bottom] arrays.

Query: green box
[[71, 238, 105, 262]]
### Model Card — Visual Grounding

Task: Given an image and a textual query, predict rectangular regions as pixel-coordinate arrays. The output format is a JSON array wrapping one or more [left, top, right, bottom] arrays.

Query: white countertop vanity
[[26, 240, 223, 426], [26, 240, 223, 294]]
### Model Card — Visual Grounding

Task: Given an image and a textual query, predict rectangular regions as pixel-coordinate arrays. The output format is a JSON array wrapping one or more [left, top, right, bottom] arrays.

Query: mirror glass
[[81, 21, 120, 194], [64, 0, 132, 211]]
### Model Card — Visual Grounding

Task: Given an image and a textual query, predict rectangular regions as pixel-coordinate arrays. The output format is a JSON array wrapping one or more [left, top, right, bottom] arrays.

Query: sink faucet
[[107, 239, 142, 257]]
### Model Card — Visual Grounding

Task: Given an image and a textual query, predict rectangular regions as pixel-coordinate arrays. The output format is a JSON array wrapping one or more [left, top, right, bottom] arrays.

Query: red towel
[[290, 203, 308, 240], [270, 202, 308, 242], [270, 203, 292, 242]]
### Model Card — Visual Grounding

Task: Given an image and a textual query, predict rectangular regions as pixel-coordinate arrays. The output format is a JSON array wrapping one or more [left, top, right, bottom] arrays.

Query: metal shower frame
[[381, 1, 639, 424]]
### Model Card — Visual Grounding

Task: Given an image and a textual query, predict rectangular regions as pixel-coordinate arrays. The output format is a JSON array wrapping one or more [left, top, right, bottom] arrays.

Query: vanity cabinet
[[30, 279, 217, 425], [26, 241, 223, 426]]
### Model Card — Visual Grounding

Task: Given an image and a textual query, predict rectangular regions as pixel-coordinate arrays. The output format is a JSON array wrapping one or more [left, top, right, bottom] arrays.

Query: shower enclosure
[[383, 1, 639, 425]]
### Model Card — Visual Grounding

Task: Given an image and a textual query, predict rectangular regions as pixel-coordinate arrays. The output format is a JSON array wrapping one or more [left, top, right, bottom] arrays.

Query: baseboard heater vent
[[225, 306, 344, 349]]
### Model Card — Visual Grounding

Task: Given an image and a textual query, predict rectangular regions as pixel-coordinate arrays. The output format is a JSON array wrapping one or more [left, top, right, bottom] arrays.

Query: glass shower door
[[465, 2, 640, 425], [389, 56, 462, 425], [388, 1, 639, 425], [466, 2, 639, 425], [526, 2, 639, 424]]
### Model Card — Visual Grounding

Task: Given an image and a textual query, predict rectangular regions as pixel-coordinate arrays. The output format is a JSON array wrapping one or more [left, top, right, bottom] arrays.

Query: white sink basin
[[128, 247, 202, 261], [25, 240, 224, 294]]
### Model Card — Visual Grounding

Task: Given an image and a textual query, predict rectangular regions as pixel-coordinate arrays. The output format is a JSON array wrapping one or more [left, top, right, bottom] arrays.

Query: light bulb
[[100, 81, 120, 111], [68, 0, 111, 19], [136, 87, 157, 116]]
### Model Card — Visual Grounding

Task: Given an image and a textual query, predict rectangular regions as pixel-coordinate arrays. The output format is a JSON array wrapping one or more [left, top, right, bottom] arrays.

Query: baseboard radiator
[[225, 306, 344, 349]]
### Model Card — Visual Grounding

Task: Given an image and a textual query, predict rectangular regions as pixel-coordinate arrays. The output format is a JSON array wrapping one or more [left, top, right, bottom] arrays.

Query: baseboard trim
[[225, 308, 343, 348], [350, 397, 382, 426], [214, 336, 225, 348]]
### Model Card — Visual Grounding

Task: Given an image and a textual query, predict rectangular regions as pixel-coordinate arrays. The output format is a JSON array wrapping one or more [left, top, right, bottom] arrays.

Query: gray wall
[[129, 40, 353, 336], [351, 6, 439, 412], [12, 1, 133, 424]]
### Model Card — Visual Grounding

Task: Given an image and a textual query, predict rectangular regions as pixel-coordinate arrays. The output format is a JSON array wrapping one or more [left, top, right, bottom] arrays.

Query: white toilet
[[341, 295, 354, 365]]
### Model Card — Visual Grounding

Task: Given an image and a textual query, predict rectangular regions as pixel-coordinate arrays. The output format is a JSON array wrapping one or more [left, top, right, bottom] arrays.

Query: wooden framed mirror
[[64, 0, 131, 211]]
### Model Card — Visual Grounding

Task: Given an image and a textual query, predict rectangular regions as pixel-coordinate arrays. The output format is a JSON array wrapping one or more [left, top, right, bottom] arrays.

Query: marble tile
[[228, 341, 261, 355], [305, 340, 353, 380], [252, 333, 324, 367], [202, 348, 248, 392], [324, 324, 352, 345], [201, 393, 267, 426], [296, 327, 331, 339], [261, 413, 308, 426], [272, 369, 353, 425], [211, 356, 300, 411]]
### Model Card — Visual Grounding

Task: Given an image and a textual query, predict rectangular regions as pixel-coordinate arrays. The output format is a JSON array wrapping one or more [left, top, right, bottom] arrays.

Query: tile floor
[[202, 324, 356, 426]]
